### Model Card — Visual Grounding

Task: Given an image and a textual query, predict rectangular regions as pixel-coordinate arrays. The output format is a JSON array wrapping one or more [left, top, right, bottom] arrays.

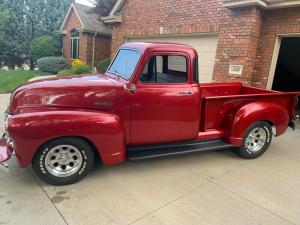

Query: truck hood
[[8, 75, 118, 114]]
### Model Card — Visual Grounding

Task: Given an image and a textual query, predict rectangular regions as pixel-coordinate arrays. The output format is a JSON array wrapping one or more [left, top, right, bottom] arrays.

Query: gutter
[[223, 0, 300, 9], [92, 32, 97, 73]]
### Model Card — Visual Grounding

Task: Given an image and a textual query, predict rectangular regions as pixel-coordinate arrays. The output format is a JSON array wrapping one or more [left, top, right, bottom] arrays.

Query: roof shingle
[[61, 3, 111, 36]]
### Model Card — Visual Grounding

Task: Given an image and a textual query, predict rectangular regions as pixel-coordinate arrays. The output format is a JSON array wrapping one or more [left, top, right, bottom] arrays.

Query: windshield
[[108, 49, 141, 80]]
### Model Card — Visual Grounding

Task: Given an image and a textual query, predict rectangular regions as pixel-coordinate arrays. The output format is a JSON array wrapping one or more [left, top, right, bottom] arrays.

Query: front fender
[[8, 110, 126, 167], [223, 102, 289, 146]]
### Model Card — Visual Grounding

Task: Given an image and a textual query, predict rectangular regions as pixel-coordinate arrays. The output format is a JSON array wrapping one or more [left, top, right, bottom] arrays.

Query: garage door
[[127, 34, 218, 83]]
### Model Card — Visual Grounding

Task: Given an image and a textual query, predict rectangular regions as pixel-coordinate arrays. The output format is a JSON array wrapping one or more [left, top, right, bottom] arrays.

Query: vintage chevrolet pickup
[[1, 42, 299, 185]]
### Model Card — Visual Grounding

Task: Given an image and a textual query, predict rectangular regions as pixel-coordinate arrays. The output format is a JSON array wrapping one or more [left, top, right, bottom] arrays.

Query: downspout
[[92, 32, 97, 74]]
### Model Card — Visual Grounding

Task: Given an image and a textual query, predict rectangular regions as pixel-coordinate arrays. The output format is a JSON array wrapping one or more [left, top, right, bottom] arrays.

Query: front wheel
[[234, 121, 272, 159], [32, 137, 94, 186]]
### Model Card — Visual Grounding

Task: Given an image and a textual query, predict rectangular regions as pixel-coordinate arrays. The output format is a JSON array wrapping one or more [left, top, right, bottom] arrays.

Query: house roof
[[223, 0, 300, 9], [60, 3, 111, 36], [102, 0, 125, 24]]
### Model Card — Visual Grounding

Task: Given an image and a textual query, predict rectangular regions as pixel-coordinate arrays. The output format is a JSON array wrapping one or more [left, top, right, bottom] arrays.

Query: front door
[[130, 53, 200, 145]]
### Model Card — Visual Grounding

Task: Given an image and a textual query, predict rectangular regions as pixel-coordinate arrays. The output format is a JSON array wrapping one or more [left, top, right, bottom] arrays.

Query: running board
[[127, 138, 233, 161]]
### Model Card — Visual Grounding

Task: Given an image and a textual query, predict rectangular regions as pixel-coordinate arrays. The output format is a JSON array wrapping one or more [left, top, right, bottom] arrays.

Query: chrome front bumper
[[0, 134, 14, 173]]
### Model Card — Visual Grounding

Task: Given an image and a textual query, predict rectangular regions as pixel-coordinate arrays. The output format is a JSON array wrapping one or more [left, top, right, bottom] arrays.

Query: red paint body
[[1, 42, 299, 167]]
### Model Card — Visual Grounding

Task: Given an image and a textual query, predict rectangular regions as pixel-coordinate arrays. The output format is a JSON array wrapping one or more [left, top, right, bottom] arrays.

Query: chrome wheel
[[245, 127, 267, 152], [45, 145, 83, 177]]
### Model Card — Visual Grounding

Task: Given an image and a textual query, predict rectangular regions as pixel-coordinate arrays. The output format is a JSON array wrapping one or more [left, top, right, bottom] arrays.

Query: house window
[[71, 29, 79, 59]]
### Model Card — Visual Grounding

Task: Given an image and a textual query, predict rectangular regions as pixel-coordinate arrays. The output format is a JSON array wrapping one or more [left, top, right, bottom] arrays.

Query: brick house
[[60, 3, 112, 69], [103, 0, 300, 91]]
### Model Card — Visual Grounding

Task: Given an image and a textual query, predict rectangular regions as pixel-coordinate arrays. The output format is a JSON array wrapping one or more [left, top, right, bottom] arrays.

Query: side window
[[70, 29, 79, 59], [139, 55, 187, 83]]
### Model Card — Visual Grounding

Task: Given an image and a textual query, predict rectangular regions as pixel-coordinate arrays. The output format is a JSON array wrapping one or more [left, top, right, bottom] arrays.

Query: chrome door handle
[[178, 91, 193, 95]]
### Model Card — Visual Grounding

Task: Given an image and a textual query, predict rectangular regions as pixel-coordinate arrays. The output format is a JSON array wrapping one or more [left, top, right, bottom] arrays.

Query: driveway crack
[[127, 179, 212, 225], [28, 169, 69, 225], [212, 181, 296, 225]]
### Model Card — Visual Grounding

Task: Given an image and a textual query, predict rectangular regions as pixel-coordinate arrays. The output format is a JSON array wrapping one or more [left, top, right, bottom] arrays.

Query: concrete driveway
[[0, 94, 300, 225]]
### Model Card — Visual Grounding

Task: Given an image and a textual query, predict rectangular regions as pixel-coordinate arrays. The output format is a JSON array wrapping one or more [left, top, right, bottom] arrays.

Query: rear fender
[[8, 110, 126, 167], [223, 102, 289, 146]]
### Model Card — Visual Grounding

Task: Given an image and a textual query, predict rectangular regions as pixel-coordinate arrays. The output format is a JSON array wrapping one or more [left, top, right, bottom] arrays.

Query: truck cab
[[1, 42, 299, 185]]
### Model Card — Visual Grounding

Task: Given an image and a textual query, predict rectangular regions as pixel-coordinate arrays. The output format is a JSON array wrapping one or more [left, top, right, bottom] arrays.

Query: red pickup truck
[[1, 42, 299, 185]]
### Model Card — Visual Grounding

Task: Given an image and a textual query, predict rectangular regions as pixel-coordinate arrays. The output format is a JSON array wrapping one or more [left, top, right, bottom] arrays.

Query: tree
[[30, 36, 60, 62], [24, 0, 72, 69], [0, 0, 27, 69], [0, 0, 72, 69], [92, 0, 118, 17]]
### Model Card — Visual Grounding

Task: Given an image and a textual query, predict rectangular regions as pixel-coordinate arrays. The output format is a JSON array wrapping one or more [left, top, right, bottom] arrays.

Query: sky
[[75, 0, 94, 7]]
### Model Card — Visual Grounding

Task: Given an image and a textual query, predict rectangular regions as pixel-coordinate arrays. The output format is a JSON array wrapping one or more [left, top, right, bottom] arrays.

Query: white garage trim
[[126, 33, 219, 83]]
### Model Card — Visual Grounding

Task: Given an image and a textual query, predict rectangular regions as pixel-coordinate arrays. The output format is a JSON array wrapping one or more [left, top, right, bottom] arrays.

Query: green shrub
[[57, 64, 92, 77], [72, 64, 92, 74], [30, 36, 59, 62], [37, 57, 69, 74], [57, 69, 75, 77], [98, 58, 111, 73]]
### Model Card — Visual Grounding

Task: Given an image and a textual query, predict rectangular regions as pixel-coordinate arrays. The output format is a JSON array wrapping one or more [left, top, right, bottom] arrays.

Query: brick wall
[[85, 34, 111, 68], [62, 9, 81, 64], [253, 7, 300, 88], [111, 0, 300, 87], [62, 9, 112, 68], [111, 0, 265, 85], [214, 7, 263, 85]]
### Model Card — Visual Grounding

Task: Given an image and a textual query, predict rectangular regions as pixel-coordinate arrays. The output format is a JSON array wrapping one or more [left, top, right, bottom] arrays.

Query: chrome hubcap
[[245, 127, 267, 152], [45, 145, 82, 177]]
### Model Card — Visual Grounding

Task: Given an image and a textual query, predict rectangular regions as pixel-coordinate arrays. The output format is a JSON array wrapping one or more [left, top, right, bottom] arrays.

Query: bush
[[37, 57, 69, 74], [57, 69, 75, 77], [98, 58, 111, 73], [57, 63, 92, 77], [72, 64, 92, 74], [30, 36, 59, 62]]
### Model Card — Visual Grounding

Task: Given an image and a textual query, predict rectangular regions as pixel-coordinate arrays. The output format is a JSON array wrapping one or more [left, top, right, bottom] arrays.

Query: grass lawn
[[0, 70, 51, 93]]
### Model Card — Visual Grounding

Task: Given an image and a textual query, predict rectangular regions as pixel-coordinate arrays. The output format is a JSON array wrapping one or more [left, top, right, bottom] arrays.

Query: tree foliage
[[0, 0, 72, 69], [30, 36, 60, 62], [92, 0, 118, 17], [0, 0, 27, 69]]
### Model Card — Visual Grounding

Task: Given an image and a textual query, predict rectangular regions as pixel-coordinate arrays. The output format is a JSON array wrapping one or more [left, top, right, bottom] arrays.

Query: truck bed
[[199, 82, 298, 131]]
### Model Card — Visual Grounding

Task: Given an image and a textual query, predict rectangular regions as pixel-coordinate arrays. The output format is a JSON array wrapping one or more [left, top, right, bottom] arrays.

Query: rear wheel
[[32, 137, 94, 186], [234, 121, 272, 159]]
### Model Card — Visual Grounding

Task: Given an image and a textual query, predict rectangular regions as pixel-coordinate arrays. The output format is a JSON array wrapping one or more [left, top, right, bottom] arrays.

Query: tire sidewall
[[240, 122, 272, 159], [33, 138, 94, 185]]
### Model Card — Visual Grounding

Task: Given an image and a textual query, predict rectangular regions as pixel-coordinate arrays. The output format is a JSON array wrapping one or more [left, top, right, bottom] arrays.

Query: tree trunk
[[30, 58, 34, 70], [30, 20, 35, 70]]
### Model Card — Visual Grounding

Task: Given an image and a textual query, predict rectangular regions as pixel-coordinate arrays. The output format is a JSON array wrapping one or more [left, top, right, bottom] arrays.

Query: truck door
[[130, 53, 200, 145]]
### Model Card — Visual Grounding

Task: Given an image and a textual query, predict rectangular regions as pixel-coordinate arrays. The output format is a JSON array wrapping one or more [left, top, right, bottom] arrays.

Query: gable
[[60, 5, 83, 33], [60, 3, 111, 36], [61, 8, 83, 32]]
